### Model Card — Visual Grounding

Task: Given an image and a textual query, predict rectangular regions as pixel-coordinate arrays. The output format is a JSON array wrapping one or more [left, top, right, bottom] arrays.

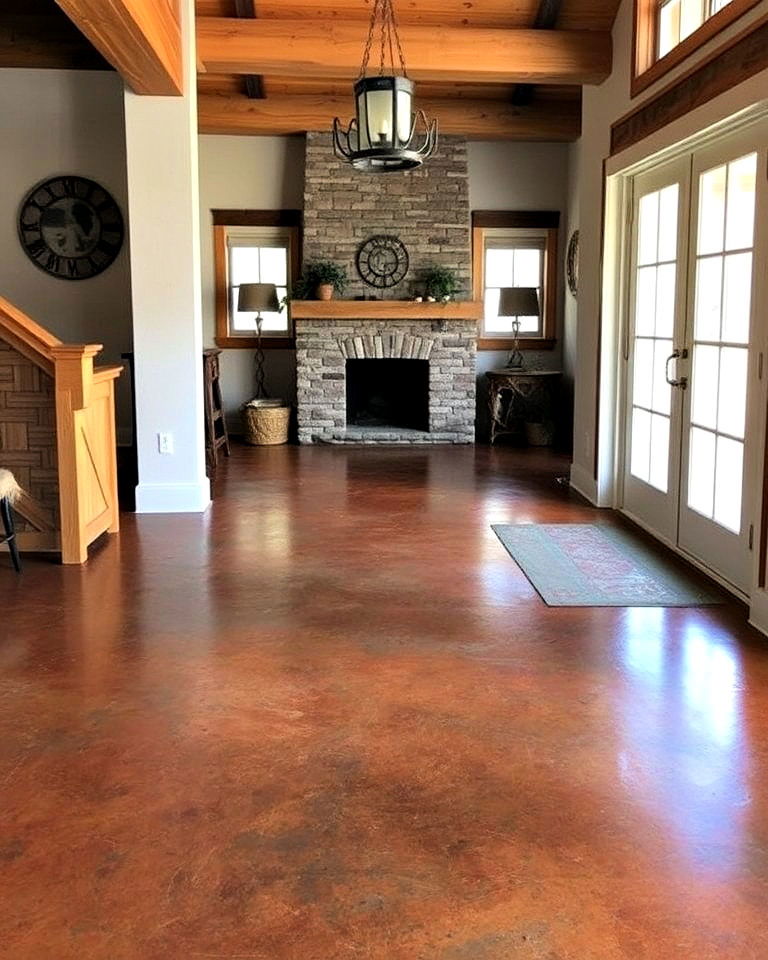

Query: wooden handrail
[[0, 295, 62, 375]]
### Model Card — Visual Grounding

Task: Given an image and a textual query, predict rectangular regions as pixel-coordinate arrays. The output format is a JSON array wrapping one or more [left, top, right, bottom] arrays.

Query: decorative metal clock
[[356, 235, 410, 289], [566, 229, 579, 298], [18, 175, 124, 281]]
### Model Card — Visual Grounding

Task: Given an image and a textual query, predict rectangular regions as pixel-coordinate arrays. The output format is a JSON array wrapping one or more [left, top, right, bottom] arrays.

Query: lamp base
[[506, 349, 525, 371]]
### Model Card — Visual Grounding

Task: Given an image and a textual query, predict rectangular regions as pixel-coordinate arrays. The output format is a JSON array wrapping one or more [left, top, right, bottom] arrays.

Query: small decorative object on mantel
[[356, 235, 409, 289], [498, 287, 540, 372], [422, 266, 460, 303], [566, 229, 579, 298], [294, 261, 348, 301], [238, 283, 291, 446], [18, 175, 124, 281], [332, 0, 438, 172]]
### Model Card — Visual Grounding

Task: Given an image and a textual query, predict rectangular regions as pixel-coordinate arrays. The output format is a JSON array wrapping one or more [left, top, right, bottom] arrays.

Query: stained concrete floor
[[2, 444, 768, 959]]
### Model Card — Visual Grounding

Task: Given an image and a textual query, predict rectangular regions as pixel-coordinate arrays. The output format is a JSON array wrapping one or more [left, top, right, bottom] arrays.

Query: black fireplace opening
[[346, 359, 429, 431]]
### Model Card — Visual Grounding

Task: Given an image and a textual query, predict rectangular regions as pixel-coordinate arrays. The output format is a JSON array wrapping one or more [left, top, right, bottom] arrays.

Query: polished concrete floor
[[2, 444, 768, 959]]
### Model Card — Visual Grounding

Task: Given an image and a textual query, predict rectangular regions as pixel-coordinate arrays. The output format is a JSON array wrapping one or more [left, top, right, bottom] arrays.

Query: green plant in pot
[[294, 261, 348, 301], [423, 266, 460, 302]]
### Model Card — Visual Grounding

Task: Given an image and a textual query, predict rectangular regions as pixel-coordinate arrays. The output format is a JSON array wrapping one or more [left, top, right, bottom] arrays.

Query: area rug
[[491, 523, 722, 607]]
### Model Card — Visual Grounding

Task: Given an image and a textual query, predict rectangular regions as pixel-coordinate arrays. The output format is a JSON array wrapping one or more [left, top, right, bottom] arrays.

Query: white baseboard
[[134, 481, 211, 514], [748, 590, 768, 640], [569, 462, 599, 506]]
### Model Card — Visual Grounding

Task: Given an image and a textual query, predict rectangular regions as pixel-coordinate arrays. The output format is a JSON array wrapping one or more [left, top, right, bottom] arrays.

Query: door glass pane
[[688, 426, 716, 518], [638, 192, 659, 264], [631, 407, 652, 482], [697, 165, 726, 256], [650, 414, 671, 493], [655, 263, 676, 337], [722, 252, 752, 344], [657, 186, 680, 262], [714, 436, 744, 533], [694, 256, 722, 341], [725, 153, 757, 251], [718, 347, 748, 439], [636, 267, 657, 336], [633, 339, 654, 409], [691, 344, 719, 429], [652, 339, 673, 415]]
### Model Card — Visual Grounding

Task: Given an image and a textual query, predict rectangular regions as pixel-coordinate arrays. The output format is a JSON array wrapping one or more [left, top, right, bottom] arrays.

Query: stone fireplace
[[295, 308, 477, 443], [295, 131, 476, 444]]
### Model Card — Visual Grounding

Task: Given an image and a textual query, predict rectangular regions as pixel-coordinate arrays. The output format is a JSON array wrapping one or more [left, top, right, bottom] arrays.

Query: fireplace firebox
[[346, 359, 429, 432]]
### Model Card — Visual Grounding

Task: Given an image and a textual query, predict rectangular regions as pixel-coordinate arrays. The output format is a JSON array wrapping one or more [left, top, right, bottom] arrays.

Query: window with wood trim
[[212, 210, 301, 350], [632, 0, 760, 97], [472, 211, 558, 351]]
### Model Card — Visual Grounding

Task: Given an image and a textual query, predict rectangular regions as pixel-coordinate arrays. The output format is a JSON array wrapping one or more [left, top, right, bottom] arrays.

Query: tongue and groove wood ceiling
[[195, 0, 620, 140]]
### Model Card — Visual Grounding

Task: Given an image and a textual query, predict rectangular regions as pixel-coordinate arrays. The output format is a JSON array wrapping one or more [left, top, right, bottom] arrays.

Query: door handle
[[665, 348, 688, 389]]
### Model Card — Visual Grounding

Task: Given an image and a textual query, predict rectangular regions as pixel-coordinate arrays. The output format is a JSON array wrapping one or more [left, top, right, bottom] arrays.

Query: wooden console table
[[486, 369, 562, 445]]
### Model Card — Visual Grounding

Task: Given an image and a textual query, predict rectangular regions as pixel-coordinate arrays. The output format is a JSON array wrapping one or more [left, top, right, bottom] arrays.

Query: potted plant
[[294, 261, 348, 301], [422, 266, 460, 302]]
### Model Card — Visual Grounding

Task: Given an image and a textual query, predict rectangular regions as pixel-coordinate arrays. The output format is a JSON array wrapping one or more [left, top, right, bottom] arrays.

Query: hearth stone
[[295, 318, 476, 445]]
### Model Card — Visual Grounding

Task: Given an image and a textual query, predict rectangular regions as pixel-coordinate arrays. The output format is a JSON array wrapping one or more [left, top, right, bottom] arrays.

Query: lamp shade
[[498, 286, 540, 317], [238, 282, 280, 313]]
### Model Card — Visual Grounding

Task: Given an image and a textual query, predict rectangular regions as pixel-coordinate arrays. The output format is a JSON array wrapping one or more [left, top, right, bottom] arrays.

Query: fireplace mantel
[[291, 300, 483, 321]]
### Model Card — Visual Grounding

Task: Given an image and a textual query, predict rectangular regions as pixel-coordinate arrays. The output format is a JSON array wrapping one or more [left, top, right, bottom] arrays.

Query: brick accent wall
[[296, 318, 476, 445], [302, 132, 471, 300], [0, 342, 59, 532]]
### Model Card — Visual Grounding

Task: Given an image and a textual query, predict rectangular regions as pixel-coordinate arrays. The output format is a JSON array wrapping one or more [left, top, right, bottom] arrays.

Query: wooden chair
[[0, 469, 21, 573]]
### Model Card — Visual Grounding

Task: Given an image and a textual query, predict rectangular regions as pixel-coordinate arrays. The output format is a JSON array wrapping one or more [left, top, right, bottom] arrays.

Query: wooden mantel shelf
[[291, 300, 484, 321]]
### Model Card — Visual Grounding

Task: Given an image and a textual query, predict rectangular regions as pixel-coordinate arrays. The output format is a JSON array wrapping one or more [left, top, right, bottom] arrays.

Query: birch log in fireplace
[[0, 295, 122, 564]]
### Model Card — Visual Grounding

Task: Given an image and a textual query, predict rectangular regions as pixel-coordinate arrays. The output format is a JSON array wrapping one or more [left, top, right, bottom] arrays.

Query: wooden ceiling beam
[[52, 0, 182, 94], [196, 18, 612, 85], [197, 93, 582, 141], [233, 0, 264, 99]]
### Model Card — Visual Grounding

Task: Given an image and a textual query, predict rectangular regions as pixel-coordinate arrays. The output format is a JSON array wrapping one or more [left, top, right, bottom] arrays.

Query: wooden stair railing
[[0, 295, 122, 564]]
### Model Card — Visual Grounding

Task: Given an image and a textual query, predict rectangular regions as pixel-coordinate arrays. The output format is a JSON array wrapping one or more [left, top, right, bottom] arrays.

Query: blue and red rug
[[492, 523, 722, 607]]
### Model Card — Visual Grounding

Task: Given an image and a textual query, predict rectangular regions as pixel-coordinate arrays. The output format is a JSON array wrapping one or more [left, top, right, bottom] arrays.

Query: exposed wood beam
[[52, 0, 182, 95], [233, 0, 264, 99], [196, 18, 612, 85], [197, 93, 582, 141], [511, 0, 564, 106]]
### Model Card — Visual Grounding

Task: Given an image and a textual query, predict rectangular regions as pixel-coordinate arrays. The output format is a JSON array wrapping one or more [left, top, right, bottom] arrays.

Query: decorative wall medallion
[[356, 235, 410, 289], [566, 229, 579, 297], [18, 175, 124, 281]]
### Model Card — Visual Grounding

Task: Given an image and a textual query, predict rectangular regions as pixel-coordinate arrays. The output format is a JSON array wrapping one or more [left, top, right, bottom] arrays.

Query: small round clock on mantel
[[356, 235, 410, 289], [18, 175, 124, 281]]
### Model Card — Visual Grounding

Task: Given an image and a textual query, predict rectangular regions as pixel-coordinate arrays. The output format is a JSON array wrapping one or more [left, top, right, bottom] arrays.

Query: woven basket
[[242, 399, 291, 446]]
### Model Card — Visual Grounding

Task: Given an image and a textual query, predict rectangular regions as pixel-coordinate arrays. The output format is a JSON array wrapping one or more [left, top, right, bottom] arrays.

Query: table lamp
[[498, 287, 539, 371], [238, 282, 280, 398]]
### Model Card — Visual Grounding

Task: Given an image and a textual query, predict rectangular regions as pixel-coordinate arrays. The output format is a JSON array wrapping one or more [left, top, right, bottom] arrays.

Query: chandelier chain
[[358, 0, 408, 79]]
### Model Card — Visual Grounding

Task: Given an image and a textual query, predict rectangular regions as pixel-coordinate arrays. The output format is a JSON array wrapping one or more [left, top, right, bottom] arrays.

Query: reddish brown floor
[[2, 444, 768, 959]]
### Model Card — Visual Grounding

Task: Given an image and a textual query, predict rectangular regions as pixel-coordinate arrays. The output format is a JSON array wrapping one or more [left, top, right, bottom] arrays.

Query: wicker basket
[[242, 399, 291, 446]]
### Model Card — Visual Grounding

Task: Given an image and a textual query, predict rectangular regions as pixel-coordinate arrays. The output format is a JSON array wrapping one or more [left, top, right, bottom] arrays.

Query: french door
[[622, 125, 766, 595]]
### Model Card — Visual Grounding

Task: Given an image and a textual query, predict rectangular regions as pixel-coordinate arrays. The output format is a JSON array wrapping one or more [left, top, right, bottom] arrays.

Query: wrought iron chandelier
[[332, 0, 438, 172]]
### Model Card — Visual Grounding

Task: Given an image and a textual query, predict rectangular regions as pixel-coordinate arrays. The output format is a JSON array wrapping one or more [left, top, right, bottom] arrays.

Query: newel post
[[51, 344, 102, 564]]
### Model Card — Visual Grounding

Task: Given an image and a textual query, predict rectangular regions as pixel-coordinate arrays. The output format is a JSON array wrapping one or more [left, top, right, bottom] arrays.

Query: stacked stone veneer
[[296, 318, 476, 444], [302, 132, 471, 300]]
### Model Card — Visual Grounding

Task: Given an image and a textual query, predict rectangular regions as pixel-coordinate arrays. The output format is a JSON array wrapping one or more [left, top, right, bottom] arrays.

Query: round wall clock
[[18, 175, 124, 281], [566, 229, 579, 298], [356, 235, 410, 289]]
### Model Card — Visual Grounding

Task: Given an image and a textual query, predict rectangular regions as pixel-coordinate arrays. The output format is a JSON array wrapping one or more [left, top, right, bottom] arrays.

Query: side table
[[486, 369, 562, 445]]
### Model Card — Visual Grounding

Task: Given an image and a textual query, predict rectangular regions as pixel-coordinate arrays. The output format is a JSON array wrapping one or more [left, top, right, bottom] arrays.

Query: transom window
[[472, 211, 558, 350], [658, 0, 732, 58], [213, 210, 301, 349], [632, 0, 760, 98]]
